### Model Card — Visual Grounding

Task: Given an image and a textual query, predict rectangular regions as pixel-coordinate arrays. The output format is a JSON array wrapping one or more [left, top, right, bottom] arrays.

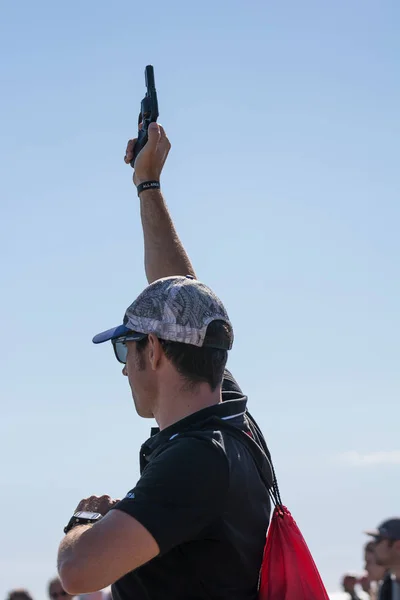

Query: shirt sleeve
[[113, 435, 230, 554]]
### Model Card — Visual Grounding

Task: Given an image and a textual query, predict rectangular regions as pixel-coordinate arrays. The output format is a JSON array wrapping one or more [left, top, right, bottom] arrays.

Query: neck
[[153, 381, 222, 431]]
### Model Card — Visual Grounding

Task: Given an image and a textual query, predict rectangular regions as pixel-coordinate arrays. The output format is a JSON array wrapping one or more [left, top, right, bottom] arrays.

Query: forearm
[[57, 508, 160, 594], [58, 525, 92, 590], [139, 189, 196, 284]]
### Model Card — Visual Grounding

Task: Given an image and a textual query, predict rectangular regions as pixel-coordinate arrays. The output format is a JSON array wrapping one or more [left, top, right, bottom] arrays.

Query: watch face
[[74, 511, 102, 520]]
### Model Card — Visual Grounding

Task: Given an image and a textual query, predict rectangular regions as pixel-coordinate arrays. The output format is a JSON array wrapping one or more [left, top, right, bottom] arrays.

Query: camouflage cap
[[93, 275, 234, 350]]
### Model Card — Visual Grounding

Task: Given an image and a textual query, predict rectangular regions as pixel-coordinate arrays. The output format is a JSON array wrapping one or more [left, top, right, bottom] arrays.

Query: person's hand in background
[[359, 574, 371, 593], [342, 574, 358, 595]]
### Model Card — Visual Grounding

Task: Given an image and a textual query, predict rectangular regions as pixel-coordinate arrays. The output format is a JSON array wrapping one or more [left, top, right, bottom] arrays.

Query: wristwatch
[[64, 510, 102, 534]]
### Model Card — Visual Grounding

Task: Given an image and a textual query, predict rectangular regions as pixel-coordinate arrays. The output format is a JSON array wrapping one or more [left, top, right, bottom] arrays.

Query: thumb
[[146, 122, 160, 150]]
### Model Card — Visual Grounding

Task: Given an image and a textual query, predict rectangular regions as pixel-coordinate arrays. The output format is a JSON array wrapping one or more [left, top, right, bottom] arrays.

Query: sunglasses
[[112, 333, 147, 364], [51, 592, 68, 599]]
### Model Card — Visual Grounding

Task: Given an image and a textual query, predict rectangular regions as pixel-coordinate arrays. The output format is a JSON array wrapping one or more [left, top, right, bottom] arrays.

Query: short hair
[[137, 320, 229, 390], [47, 578, 61, 595], [160, 320, 229, 390], [6, 590, 34, 600]]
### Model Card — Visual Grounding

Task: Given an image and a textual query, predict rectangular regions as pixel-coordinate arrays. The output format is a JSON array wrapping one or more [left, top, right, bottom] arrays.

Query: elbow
[[59, 561, 97, 595]]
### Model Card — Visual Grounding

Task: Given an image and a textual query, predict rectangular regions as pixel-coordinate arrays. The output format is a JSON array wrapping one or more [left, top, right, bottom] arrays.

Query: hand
[[75, 494, 120, 517], [124, 122, 171, 187], [342, 574, 357, 593], [359, 575, 371, 592]]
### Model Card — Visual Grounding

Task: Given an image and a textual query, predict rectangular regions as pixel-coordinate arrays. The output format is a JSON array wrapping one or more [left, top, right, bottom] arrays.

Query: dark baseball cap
[[365, 518, 400, 541], [92, 275, 234, 350]]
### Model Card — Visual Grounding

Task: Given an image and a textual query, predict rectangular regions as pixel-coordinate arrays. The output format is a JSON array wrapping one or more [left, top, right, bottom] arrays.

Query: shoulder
[[147, 432, 230, 484], [162, 430, 229, 464]]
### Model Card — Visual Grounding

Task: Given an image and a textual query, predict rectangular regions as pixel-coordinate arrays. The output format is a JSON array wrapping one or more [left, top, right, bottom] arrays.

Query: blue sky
[[1, 0, 399, 597]]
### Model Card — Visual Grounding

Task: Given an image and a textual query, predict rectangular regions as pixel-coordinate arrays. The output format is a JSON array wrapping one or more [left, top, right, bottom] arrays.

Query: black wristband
[[137, 181, 160, 195]]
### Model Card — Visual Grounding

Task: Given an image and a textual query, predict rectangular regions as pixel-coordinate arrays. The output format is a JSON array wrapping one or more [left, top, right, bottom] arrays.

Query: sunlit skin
[[121, 336, 222, 430], [374, 538, 400, 580], [121, 338, 156, 419], [48, 578, 74, 600], [365, 547, 386, 582]]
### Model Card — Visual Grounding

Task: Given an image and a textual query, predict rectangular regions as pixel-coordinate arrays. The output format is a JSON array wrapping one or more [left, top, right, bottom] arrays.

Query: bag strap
[[244, 411, 283, 507], [200, 415, 283, 508]]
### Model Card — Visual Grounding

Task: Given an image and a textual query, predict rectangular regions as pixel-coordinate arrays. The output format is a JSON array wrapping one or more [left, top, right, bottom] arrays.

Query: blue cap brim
[[92, 324, 132, 344]]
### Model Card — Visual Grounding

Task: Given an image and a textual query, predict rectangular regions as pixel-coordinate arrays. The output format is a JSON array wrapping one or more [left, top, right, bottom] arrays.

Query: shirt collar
[[146, 396, 248, 449]]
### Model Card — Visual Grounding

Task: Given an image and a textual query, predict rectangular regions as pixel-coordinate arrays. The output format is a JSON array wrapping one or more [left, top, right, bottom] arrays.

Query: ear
[[147, 334, 164, 371]]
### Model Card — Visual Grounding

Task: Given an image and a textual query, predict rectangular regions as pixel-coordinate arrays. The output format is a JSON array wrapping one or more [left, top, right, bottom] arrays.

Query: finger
[[97, 495, 117, 515], [125, 139, 135, 160], [76, 495, 95, 511], [158, 131, 171, 168], [87, 495, 100, 510], [160, 144, 170, 170], [158, 125, 170, 148], [155, 124, 170, 160], [158, 124, 166, 140], [124, 139, 136, 164], [158, 125, 171, 151], [76, 499, 88, 512], [145, 122, 161, 151], [98, 494, 111, 509]]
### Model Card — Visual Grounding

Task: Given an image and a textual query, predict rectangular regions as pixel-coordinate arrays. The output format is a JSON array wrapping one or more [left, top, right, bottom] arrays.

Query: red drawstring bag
[[258, 505, 330, 600], [216, 416, 330, 600]]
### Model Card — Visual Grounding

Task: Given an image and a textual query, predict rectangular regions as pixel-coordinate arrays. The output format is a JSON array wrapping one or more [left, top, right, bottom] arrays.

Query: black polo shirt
[[111, 371, 272, 600]]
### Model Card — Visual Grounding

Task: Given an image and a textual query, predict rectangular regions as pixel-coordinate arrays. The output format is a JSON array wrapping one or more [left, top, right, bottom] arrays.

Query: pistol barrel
[[145, 65, 156, 91]]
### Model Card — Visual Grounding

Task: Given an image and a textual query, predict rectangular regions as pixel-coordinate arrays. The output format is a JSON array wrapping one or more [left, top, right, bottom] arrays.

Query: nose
[[122, 365, 128, 377]]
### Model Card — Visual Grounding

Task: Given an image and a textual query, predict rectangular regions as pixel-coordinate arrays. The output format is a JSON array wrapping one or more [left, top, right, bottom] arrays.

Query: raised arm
[[125, 123, 196, 284], [125, 123, 246, 397]]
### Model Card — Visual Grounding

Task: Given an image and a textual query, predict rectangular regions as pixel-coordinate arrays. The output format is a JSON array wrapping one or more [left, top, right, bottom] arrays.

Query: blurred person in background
[[359, 575, 373, 599], [342, 573, 363, 600], [6, 590, 34, 600], [80, 593, 104, 600], [48, 577, 74, 600], [365, 518, 400, 600], [48, 580, 104, 600], [363, 541, 387, 599]]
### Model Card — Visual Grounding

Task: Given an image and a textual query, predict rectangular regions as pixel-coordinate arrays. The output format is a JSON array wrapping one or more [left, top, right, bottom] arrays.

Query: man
[[341, 573, 363, 600], [6, 591, 34, 600], [363, 541, 387, 600], [48, 577, 73, 600], [57, 123, 273, 600], [365, 519, 400, 600]]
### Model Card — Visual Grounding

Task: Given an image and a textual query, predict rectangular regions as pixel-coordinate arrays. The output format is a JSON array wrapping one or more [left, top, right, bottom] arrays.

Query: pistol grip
[[130, 128, 148, 168]]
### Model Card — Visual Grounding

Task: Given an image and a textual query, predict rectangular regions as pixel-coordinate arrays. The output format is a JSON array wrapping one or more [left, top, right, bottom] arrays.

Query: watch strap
[[64, 511, 102, 534]]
